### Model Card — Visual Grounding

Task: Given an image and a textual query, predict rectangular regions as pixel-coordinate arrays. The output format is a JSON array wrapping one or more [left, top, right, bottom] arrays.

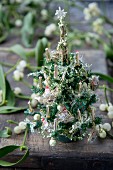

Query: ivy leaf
[[5, 79, 15, 106], [10, 44, 27, 60], [0, 106, 26, 114], [0, 145, 29, 167], [0, 65, 6, 106]]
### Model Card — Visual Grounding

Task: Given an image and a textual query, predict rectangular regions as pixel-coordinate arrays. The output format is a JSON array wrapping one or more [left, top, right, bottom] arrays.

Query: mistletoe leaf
[[10, 44, 27, 60], [0, 145, 29, 167], [0, 33, 8, 43], [21, 12, 34, 47], [0, 106, 26, 114], [0, 65, 6, 106], [35, 39, 44, 67], [92, 72, 113, 83], [5, 79, 15, 106], [41, 37, 48, 49], [0, 130, 10, 138]]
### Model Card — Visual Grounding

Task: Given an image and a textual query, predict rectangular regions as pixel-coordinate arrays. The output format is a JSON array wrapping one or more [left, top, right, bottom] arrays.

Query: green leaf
[[0, 130, 10, 138], [0, 65, 6, 106], [0, 33, 8, 43], [10, 44, 27, 60], [21, 12, 34, 47], [41, 37, 48, 49], [0, 145, 29, 167], [0, 106, 26, 114], [92, 72, 113, 83], [35, 39, 44, 67], [5, 79, 15, 106], [103, 43, 113, 59]]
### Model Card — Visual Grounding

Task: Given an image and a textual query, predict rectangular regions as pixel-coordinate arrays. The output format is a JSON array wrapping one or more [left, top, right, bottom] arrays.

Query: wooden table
[[0, 50, 112, 170]]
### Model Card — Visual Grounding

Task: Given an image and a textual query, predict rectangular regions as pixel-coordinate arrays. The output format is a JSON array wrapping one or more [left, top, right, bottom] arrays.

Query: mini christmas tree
[[25, 7, 101, 146]]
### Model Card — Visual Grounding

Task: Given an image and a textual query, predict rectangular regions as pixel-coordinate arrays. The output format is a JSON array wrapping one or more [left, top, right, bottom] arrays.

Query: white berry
[[99, 104, 106, 111], [95, 124, 103, 131], [13, 70, 24, 81], [19, 121, 27, 130], [112, 122, 113, 127], [34, 114, 41, 121], [57, 105, 63, 112], [14, 126, 22, 134], [103, 123, 111, 131], [99, 129, 106, 139], [14, 87, 22, 95], [16, 65, 24, 72], [35, 96, 43, 103], [31, 99, 38, 108], [49, 138, 56, 146], [19, 60, 27, 68], [108, 106, 113, 112], [108, 111, 113, 119], [31, 93, 37, 99]]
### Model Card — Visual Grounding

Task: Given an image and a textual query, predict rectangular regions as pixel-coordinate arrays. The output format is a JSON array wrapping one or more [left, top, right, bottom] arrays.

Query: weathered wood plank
[[0, 50, 112, 170]]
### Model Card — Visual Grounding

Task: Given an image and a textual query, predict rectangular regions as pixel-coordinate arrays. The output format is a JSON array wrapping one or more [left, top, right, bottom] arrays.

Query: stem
[[7, 119, 18, 125], [27, 64, 41, 71], [22, 79, 32, 88], [99, 85, 113, 93], [22, 127, 28, 146], [26, 49, 35, 57], [103, 85, 109, 106], [102, 15, 113, 26], [5, 63, 17, 76], [15, 94, 30, 100], [0, 61, 13, 67], [0, 47, 10, 53]]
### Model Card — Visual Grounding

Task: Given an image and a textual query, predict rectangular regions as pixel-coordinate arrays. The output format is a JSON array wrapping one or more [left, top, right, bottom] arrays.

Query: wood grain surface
[[0, 50, 112, 170]]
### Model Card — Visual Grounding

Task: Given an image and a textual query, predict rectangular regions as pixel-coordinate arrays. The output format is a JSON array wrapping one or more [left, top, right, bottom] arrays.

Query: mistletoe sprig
[[0, 37, 48, 114]]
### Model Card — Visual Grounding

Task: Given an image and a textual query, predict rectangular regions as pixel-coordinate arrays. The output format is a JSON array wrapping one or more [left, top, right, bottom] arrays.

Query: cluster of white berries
[[99, 103, 113, 119], [92, 18, 103, 35], [14, 121, 27, 134], [83, 2, 101, 20], [97, 103, 113, 138], [13, 60, 27, 81], [44, 23, 57, 37], [96, 123, 111, 138], [0, 90, 3, 103]]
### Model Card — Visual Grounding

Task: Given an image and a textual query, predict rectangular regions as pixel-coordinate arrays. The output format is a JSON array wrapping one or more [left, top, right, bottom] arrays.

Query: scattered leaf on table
[[5, 79, 15, 106], [0, 145, 29, 167], [21, 12, 34, 47], [0, 106, 26, 114], [0, 65, 6, 106], [10, 44, 27, 60]]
